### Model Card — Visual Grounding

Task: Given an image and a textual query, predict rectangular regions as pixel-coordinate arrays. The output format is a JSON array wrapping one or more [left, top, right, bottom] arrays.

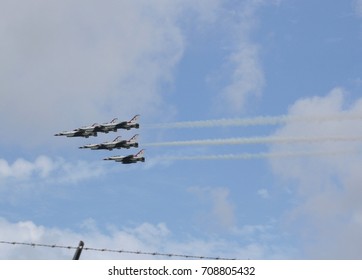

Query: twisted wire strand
[[0, 240, 235, 260]]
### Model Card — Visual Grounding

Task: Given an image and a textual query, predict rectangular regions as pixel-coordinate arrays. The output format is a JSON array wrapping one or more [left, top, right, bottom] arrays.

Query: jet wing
[[104, 155, 126, 161], [121, 155, 134, 160]]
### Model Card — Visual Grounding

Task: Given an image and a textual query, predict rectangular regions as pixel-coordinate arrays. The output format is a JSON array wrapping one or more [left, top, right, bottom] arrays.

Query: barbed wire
[[0, 240, 235, 260]]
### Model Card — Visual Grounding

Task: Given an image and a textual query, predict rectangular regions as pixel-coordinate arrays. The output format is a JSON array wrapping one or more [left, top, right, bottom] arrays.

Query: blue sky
[[1, 0, 362, 259]]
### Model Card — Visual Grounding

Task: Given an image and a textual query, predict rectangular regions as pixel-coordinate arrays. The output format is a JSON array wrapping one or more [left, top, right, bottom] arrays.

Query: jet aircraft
[[98, 115, 140, 133], [103, 149, 145, 164], [54, 123, 101, 138], [79, 134, 139, 150]]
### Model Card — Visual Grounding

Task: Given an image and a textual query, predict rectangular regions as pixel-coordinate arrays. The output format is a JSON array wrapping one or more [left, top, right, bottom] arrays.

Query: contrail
[[147, 113, 362, 129], [144, 135, 362, 147], [158, 150, 358, 161]]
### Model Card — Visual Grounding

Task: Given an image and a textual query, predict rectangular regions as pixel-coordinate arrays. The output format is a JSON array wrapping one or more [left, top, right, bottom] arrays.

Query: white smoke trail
[[144, 135, 362, 147], [147, 113, 362, 129], [159, 150, 358, 161]]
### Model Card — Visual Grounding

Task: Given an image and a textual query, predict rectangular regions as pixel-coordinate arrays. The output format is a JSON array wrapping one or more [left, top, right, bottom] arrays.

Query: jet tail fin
[[135, 149, 145, 158], [129, 134, 139, 142], [129, 114, 140, 123]]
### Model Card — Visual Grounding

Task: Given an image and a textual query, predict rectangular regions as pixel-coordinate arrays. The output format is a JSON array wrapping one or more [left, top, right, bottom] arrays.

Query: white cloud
[[268, 88, 362, 258], [0, 0, 219, 147], [0, 155, 106, 189], [0, 218, 76, 260], [0, 156, 55, 180]]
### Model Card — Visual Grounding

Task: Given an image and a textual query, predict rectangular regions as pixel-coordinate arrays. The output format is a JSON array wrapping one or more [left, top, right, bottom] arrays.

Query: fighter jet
[[103, 149, 145, 164], [54, 123, 101, 138], [98, 115, 140, 133], [79, 134, 139, 150]]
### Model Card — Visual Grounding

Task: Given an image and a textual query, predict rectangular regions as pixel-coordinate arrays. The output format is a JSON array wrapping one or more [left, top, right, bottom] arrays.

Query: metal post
[[72, 240, 84, 260]]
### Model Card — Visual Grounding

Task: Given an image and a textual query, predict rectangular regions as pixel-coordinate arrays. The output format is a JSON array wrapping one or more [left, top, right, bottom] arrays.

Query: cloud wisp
[[218, 0, 266, 113]]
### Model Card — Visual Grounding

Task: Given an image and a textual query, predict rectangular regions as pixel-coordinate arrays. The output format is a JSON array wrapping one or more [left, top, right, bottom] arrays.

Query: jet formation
[[55, 115, 144, 164]]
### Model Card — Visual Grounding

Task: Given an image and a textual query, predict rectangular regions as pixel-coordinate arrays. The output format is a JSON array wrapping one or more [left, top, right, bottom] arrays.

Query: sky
[[1, 0, 362, 259]]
